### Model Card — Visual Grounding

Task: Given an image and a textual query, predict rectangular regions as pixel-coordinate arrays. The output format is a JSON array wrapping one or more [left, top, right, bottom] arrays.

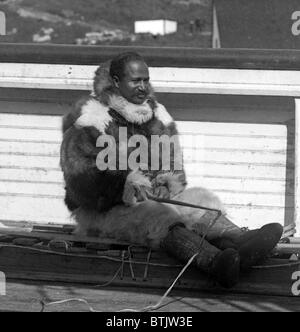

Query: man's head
[[110, 52, 151, 105]]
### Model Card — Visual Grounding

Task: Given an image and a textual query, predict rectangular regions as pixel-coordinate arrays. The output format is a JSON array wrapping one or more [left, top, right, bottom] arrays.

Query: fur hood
[[64, 62, 174, 133], [92, 61, 157, 125]]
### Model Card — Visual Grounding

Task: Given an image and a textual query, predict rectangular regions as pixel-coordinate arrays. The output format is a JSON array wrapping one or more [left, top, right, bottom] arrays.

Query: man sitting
[[60, 52, 283, 289]]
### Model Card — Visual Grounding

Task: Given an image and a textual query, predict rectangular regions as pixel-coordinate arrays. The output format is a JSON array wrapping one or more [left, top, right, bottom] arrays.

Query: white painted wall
[[0, 113, 289, 231], [1, 63, 300, 96]]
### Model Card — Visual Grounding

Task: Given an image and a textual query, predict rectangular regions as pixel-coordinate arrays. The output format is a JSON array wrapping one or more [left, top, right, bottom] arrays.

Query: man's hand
[[153, 185, 170, 199], [122, 170, 152, 206]]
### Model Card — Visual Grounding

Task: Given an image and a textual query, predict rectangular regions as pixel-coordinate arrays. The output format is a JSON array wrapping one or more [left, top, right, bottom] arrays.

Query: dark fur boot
[[161, 224, 240, 289]]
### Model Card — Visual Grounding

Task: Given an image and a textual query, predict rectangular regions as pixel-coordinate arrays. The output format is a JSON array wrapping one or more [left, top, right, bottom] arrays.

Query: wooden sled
[[0, 223, 299, 298]]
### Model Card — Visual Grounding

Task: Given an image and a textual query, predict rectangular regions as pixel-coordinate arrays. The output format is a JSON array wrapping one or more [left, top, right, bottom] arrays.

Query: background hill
[[0, 0, 212, 47]]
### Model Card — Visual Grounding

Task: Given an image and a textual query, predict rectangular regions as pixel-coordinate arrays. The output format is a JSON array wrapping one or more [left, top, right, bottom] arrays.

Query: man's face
[[115, 60, 150, 105]]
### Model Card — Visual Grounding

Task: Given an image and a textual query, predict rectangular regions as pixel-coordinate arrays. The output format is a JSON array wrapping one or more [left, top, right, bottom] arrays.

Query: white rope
[[41, 298, 99, 312], [119, 253, 199, 312], [41, 265, 124, 312], [92, 265, 123, 288], [41, 253, 200, 313]]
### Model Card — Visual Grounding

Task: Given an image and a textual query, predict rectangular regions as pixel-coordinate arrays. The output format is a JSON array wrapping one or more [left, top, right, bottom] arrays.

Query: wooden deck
[[0, 224, 299, 312], [1, 280, 299, 312]]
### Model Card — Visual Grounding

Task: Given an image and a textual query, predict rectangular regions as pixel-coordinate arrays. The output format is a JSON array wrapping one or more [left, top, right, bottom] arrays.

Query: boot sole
[[238, 223, 283, 270]]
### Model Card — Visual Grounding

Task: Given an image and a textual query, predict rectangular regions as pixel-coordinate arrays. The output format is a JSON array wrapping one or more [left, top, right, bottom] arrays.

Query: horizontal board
[[0, 142, 60, 156], [0, 101, 70, 116], [185, 163, 288, 180], [177, 121, 287, 137], [1, 64, 300, 97], [0, 63, 95, 80], [0, 168, 64, 183], [151, 67, 300, 86], [183, 148, 287, 166], [180, 135, 288, 151], [0, 128, 61, 143], [216, 192, 293, 209], [188, 177, 290, 195], [0, 155, 60, 169], [0, 182, 65, 197], [0, 113, 62, 129], [0, 195, 73, 225], [226, 206, 290, 229], [0, 76, 91, 91]]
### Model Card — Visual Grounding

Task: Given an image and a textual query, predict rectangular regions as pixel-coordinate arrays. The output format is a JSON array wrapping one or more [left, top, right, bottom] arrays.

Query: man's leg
[[162, 224, 240, 289], [172, 187, 283, 270], [73, 200, 180, 249], [73, 200, 240, 288]]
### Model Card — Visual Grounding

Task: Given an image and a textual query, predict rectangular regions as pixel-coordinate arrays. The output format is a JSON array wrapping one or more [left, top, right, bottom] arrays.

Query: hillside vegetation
[[0, 0, 212, 47]]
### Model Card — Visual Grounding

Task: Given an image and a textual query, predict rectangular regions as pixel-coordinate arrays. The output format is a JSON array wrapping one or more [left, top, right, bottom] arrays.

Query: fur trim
[[122, 170, 152, 206], [108, 95, 154, 125], [154, 103, 173, 126], [93, 61, 112, 95], [154, 172, 186, 197], [75, 98, 112, 133], [93, 62, 114, 105], [93, 63, 157, 124]]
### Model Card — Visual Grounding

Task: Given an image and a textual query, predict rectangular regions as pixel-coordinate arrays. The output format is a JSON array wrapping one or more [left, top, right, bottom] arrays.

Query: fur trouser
[[73, 187, 242, 250]]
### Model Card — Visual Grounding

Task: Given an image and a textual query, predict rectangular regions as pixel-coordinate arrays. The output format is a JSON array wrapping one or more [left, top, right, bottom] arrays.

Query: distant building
[[0, 11, 6, 36], [76, 30, 136, 46], [213, 0, 300, 49], [33, 27, 54, 43], [134, 20, 177, 36]]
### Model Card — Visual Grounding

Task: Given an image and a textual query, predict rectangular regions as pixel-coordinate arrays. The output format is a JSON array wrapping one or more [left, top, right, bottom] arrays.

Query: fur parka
[[60, 63, 187, 213]]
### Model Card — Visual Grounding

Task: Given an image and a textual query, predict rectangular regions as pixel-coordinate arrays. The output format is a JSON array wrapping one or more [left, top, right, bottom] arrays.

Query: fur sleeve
[[61, 124, 131, 212]]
